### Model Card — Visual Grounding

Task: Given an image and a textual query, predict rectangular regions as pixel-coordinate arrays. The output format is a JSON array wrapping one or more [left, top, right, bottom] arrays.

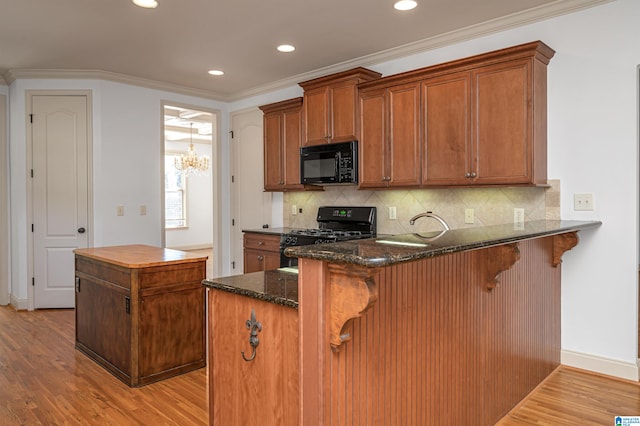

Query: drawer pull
[[257, 255, 264, 261], [258, 241, 264, 246]]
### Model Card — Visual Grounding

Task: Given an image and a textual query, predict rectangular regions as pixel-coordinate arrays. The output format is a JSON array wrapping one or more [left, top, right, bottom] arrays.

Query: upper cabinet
[[299, 67, 381, 146], [259, 98, 305, 191], [359, 82, 421, 188], [359, 41, 555, 189]]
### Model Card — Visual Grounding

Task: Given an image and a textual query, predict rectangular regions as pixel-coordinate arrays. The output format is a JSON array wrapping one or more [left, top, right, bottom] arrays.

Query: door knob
[[77, 227, 86, 233]]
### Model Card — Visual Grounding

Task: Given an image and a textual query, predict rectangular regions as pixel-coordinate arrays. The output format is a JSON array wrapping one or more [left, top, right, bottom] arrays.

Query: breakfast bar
[[204, 220, 600, 425]]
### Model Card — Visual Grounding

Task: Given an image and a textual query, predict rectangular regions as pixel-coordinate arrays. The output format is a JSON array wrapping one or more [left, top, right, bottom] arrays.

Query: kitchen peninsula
[[203, 220, 600, 425]]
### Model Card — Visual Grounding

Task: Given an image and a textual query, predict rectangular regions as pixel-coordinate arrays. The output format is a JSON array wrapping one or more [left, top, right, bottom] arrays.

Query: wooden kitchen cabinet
[[74, 245, 207, 387], [423, 54, 551, 186], [259, 98, 305, 191], [359, 82, 421, 188], [243, 232, 281, 273], [358, 40, 555, 188], [299, 67, 381, 146]]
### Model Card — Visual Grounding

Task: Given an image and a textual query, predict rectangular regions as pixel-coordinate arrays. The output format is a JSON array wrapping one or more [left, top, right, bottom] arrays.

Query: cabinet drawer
[[243, 233, 281, 252]]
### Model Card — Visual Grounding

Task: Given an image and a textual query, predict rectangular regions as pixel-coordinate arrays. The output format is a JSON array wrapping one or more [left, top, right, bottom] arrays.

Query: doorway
[[162, 103, 217, 278]]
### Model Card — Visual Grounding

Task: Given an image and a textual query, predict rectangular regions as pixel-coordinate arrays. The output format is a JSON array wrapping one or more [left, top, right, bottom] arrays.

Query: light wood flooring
[[1, 305, 640, 425]]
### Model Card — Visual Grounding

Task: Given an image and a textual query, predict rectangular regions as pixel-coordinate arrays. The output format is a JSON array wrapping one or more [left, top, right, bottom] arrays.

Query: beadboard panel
[[325, 237, 560, 425]]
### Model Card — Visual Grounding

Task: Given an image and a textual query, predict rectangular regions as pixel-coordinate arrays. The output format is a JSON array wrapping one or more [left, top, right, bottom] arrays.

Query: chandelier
[[174, 123, 210, 176]]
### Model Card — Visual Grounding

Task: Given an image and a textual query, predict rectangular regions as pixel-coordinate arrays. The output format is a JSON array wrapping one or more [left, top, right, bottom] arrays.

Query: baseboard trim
[[561, 349, 639, 381], [10, 294, 28, 311]]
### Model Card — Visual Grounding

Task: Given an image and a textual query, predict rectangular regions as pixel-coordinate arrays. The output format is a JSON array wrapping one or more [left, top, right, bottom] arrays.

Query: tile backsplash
[[284, 180, 560, 235]]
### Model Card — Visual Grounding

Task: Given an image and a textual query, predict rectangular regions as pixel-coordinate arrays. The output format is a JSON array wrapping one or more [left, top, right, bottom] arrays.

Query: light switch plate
[[464, 208, 474, 224], [389, 206, 397, 220]]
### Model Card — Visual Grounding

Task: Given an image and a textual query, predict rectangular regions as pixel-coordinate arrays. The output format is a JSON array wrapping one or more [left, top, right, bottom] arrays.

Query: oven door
[[300, 147, 339, 184]]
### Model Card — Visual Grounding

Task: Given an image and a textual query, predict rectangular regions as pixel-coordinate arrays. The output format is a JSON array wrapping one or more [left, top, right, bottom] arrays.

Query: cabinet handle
[[241, 308, 262, 362], [125, 296, 131, 315], [75, 277, 80, 293], [465, 172, 477, 178], [258, 241, 264, 246], [382, 176, 391, 182], [257, 255, 264, 261]]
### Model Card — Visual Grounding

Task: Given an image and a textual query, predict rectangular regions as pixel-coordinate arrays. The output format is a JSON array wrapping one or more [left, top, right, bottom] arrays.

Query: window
[[165, 153, 187, 228]]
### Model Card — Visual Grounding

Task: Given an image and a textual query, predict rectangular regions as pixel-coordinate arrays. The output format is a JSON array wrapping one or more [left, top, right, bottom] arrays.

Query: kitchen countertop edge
[[203, 270, 299, 309], [284, 220, 601, 268]]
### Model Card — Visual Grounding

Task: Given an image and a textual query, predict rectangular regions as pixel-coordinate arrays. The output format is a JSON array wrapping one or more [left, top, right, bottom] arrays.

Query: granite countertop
[[242, 227, 295, 236], [203, 269, 299, 308], [285, 220, 601, 268]]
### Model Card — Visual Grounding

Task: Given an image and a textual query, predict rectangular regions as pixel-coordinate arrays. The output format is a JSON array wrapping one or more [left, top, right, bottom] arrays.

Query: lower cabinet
[[209, 290, 299, 426], [74, 246, 206, 387], [243, 232, 282, 273]]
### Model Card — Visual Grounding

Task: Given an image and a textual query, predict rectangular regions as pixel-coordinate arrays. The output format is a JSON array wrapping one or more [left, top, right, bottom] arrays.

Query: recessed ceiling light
[[208, 70, 224, 76], [394, 0, 417, 11], [133, 0, 158, 8], [277, 44, 296, 53]]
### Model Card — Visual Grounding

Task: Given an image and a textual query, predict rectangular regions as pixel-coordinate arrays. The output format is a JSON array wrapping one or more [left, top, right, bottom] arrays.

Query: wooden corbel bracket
[[327, 264, 378, 351], [486, 244, 520, 291], [552, 232, 579, 267]]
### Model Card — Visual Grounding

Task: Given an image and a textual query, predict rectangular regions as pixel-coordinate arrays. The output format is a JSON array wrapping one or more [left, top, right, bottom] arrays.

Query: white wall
[[8, 79, 230, 307], [229, 0, 640, 378]]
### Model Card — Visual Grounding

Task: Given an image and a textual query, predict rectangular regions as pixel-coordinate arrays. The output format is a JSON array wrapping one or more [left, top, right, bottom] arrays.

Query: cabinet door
[[282, 107, 304, 189], [329, 81, 358, 143], [303, 87, 330, 146], [244, 248, 281, 273], [387, 82, 421, 187], [473, 59, 531, 184], [358, 89, 387, 188], [422, 72, 471, 185], [139, 286, 205, 378], [75, 274, 131, 375], [263, 112, 283, 190]]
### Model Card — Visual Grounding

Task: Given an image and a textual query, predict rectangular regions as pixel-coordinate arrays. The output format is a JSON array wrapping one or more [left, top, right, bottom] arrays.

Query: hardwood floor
[[0, 306, 207, 425], [1, 305, 639, 425]]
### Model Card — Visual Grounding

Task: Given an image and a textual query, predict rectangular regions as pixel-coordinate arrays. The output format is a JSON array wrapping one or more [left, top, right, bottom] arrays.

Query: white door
[[31, 94, 90, 308], [231, 109, 272, 274]]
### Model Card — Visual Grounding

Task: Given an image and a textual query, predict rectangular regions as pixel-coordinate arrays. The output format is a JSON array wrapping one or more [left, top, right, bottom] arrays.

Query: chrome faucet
[[409, 211, 450, 231]]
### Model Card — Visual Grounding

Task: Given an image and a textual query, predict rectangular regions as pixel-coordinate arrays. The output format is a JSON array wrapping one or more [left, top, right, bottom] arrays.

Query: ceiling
[[0, 0, 608, 101]]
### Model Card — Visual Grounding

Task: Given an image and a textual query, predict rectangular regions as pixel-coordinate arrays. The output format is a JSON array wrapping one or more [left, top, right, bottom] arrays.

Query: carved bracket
[[486, 244, 520, 291], [552, 232, 579, 267], [328, 264, 378, 351]]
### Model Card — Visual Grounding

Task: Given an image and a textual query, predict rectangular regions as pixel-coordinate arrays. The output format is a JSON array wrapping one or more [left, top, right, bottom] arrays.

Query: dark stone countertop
[[241, 227, 295, 236], [284, 220, 601, 268], [203, 269, 299, 309]]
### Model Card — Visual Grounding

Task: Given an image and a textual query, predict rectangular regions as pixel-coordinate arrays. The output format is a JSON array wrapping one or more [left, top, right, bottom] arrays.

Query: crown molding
[[2, 0, 612, 102], [227, 0, 612, 101], [2, 68, 232, 102]]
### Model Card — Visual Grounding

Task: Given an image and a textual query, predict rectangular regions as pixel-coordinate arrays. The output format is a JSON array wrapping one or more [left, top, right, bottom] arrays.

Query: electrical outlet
[[464, 208, 474, 224], [574, 193, 594, 211], [117, 205, 124, 216], [139, 205, 147, 216], [514, 208, 525, 224], [389, 206, 397, 220], [291, 205, 297, 215]]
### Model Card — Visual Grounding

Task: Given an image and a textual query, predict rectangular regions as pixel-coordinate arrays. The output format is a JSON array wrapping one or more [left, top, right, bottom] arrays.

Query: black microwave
[[300, 141, 358, 185]]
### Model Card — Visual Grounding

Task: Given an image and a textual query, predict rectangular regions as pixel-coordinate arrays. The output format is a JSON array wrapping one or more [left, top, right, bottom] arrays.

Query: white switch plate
[[117, 205, 124, 216], [514, 208, 525, 224], [389, 206, 397, 220], [574, 193, 594, 211], [464, 208, 474, 224], [291, 205, 297, 215]]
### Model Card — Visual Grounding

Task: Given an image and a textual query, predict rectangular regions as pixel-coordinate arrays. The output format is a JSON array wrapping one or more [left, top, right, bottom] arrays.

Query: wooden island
[[204, 220, 600, 425], [74, 244, 207, 387]]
